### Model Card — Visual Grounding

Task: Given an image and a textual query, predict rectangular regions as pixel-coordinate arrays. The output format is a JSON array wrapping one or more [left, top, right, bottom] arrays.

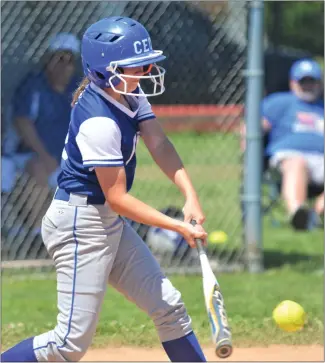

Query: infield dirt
[[82, 344, 324, 361]]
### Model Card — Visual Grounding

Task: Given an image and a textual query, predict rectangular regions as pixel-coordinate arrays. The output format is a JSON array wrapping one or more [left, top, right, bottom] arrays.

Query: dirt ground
[[82, 345, 324, 362]]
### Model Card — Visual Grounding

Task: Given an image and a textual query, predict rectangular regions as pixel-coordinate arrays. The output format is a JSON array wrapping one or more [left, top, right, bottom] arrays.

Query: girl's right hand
[[178, 222, 208, 248]]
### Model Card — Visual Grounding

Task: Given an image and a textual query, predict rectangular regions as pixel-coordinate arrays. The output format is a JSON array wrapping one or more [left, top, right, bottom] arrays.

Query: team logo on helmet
[[133, 37, 152, 55]]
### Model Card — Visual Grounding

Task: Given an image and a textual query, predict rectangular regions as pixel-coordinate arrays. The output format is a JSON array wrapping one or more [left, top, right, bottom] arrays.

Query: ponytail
[[71, 77, 90, 106]]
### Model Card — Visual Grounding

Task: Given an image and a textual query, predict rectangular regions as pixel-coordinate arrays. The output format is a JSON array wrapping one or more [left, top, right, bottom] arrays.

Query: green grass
[[2, 267, 323, 349], [1, 132, 324, 349], [132, 132, 242, 235]]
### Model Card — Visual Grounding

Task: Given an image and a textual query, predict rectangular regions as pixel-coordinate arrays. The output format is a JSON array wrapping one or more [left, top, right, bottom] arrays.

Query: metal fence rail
[[1, 1, 247, 273]]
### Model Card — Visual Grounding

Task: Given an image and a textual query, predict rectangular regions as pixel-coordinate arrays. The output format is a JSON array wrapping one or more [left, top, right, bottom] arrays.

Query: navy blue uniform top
[[13, 71, 78, 162], [57, 82, 155, 200]]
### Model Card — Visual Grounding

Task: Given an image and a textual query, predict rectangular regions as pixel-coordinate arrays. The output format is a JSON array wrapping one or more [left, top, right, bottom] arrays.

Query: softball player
[[2, 17, 207, 362]]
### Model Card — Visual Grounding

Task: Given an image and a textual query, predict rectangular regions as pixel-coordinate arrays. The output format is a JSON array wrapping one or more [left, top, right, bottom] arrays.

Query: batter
[[2, 17, 208, 362]]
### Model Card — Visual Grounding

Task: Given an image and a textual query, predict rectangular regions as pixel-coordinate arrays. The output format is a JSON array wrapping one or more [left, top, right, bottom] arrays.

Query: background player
[[1, 17, 208, 362]]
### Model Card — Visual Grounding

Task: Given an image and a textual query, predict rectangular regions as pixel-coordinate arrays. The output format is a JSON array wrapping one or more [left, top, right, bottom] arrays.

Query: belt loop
[[68, 193, 88, 206]]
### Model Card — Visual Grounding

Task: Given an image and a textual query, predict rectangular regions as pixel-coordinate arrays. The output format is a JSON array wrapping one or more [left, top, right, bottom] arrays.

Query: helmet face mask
[[81, 16, 166, 97], [107, 62, 165, 97]]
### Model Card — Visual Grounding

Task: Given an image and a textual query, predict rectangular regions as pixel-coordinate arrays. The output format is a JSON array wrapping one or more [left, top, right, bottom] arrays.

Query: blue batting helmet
[[81, 16, 166, 96]]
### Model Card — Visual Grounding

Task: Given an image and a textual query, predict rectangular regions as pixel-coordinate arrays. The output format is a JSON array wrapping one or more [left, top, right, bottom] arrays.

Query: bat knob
[[216, 342, 233, 359]]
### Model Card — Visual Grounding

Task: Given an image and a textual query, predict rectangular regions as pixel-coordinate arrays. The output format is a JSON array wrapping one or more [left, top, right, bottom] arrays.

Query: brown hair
[[71, 77, 90, 106]]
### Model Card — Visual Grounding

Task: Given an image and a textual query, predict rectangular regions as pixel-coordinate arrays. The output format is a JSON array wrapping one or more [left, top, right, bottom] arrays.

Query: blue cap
[[290, 59, 322, 81], [49, 32, 80, 54]]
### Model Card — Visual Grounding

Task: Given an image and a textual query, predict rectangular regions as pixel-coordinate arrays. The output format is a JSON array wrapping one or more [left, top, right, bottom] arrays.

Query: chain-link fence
[[1, 1, 247, 273]]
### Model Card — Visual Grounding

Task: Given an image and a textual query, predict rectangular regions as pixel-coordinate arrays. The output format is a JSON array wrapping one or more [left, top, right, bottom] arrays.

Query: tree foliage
[[265, 1, 324, 56]]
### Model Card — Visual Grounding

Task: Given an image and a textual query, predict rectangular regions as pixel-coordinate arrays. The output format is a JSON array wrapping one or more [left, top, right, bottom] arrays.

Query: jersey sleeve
[[75, 117, 124, 167], [136, 87, 156, 122], [13, 73, 41, 122], [262, 93, 288, 126]]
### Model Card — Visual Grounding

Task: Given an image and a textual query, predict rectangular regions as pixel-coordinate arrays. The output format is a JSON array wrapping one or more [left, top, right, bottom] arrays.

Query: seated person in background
[[1, 32, 80, 194], [262, 59, 324, 230]]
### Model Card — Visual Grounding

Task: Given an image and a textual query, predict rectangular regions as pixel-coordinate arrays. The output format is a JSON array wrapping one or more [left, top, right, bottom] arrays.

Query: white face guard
[[106, 52, 166, 97]]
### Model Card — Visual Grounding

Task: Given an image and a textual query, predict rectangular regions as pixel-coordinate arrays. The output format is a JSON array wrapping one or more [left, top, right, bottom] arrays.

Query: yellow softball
[[272, 300, 306, 332], [208, 230, 228, 244]]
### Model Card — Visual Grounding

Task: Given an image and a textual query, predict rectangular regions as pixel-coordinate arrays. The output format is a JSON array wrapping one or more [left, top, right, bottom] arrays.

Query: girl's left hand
[[182, 197, 206, 225]]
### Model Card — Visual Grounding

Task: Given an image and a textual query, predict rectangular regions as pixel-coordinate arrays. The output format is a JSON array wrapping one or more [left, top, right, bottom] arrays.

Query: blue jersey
[[262, 92, 324, 156], [57, 82, 155, 200], [12, 71, 78, 161]]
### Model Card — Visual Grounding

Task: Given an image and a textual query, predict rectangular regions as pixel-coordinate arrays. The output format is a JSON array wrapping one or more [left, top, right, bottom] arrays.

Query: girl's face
[[115, 65, 152, 94]]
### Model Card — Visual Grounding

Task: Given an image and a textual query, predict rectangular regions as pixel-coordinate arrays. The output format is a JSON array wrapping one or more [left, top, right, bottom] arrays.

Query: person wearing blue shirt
[[2, 17, 208, 362], [1, 32, 80, 194], [262, 59, 324, 230]]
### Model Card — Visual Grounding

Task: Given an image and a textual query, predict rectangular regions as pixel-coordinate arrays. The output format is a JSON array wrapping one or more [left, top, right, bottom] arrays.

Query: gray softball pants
[[33, 194, 192, 361]]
